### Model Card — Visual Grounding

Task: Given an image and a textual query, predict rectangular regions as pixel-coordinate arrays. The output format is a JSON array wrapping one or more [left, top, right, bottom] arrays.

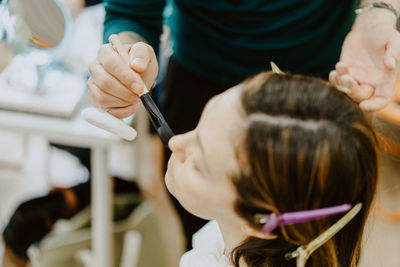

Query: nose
[[168, 131, 194, 163]]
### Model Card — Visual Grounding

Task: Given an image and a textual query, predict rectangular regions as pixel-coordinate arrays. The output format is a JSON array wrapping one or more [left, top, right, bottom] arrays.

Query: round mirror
[[1, 0, 72, 55], [9, 0, 65, 49], [0, 0, 73, 94]]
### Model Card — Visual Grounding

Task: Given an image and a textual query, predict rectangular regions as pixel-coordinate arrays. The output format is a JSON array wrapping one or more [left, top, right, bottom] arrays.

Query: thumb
[[384, 34, 400, 70], [129, 42, 151, 73]]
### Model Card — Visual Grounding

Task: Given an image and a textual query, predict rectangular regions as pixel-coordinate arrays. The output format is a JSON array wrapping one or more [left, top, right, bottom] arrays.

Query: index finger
[[359, 82, 393, 111], [359, 96, 390, 111], [97, 44, 145, 95]]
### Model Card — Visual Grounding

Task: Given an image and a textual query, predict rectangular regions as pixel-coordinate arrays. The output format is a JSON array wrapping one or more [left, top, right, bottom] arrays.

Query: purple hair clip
[[259, 204, 352, 234]]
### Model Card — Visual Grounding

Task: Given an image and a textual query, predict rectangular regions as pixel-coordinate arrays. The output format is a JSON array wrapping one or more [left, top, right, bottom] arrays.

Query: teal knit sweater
[[104, 0, 359, 86]]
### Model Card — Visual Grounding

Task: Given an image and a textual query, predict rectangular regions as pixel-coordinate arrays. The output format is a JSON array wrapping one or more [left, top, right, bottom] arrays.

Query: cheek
[[165, 155, 197, 205], [166, 162, 214, 219], [165, 155, 236, 220], [174, 175, 234, 220]]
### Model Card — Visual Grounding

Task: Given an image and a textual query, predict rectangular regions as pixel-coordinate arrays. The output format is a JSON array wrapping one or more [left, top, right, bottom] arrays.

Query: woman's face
[[165, 85, 245, 221]]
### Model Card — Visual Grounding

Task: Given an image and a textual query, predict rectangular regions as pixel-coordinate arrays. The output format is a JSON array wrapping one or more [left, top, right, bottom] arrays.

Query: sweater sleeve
[[85, 0, 102, 7], [103, 0, 166, 52]]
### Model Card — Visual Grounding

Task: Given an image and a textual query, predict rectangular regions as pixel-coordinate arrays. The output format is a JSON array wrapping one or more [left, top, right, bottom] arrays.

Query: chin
[[175, 195, 213, 221], [185, 208, 212, 221]]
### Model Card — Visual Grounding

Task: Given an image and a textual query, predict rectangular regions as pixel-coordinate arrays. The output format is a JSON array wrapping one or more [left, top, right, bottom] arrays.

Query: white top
[[180, 220, 234, 267]]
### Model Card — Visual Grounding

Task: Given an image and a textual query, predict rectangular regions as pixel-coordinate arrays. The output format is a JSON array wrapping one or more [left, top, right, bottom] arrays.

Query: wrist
[[359, 0, 400, 12], [354, 8, 398, 29], [118, 31, 147, 45]]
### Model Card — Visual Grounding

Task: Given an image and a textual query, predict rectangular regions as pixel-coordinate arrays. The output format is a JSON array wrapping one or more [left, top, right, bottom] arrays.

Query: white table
[[0, 105, 135, 267]]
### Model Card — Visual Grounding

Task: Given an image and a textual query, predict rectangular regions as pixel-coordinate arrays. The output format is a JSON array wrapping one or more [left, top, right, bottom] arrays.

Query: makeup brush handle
[[82, 107, 137, 141], [108, 34, 149, 93], [108, 34, 131, 64]]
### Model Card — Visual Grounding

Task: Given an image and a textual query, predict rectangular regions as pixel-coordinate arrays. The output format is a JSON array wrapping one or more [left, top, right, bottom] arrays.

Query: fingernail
[[131, 82, 143, 94], [336, 85, 351, 94], [131, 58, 144, 66]]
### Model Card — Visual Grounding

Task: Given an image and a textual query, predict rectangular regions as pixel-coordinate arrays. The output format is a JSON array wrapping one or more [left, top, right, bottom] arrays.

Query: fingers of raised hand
[[88, 78, 139, 108], [329, 70, 357, 97], [330, 62, 375, 103], [342, 76, 374, 102], [329, 62, 351, 86], [384, 33, 400, 70], [129, 42, 154, 72], [129, 42, 159, 89], [89, 61, 139, 103], [329, 70, 340, 85], [359, 79, 395, 111], [107, 103, 141, 119], [335, 62, 349, 75], [359, 95, 390, 111], [96, 44, 145, 95]]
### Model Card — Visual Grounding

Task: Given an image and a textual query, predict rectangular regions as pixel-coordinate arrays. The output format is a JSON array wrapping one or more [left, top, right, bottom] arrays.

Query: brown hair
[[231, 72, 378, 267]]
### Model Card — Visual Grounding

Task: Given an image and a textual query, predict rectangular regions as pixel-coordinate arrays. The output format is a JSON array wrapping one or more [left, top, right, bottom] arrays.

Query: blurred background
[[0, 0, 399, 266]]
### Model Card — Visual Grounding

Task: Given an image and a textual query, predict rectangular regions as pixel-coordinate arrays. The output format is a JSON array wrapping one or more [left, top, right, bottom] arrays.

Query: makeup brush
[[82, 35, 174, 147]]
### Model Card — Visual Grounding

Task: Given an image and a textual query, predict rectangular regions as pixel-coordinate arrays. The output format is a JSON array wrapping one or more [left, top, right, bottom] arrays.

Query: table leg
[[91, 147, 113, 267]]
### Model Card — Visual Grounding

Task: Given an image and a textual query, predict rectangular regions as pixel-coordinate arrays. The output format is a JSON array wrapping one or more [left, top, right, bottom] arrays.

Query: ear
[[241, 224, 278, 240]]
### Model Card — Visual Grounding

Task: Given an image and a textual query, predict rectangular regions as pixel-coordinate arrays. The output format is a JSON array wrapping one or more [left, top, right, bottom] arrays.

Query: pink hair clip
[[259, 204, 352, 234]]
